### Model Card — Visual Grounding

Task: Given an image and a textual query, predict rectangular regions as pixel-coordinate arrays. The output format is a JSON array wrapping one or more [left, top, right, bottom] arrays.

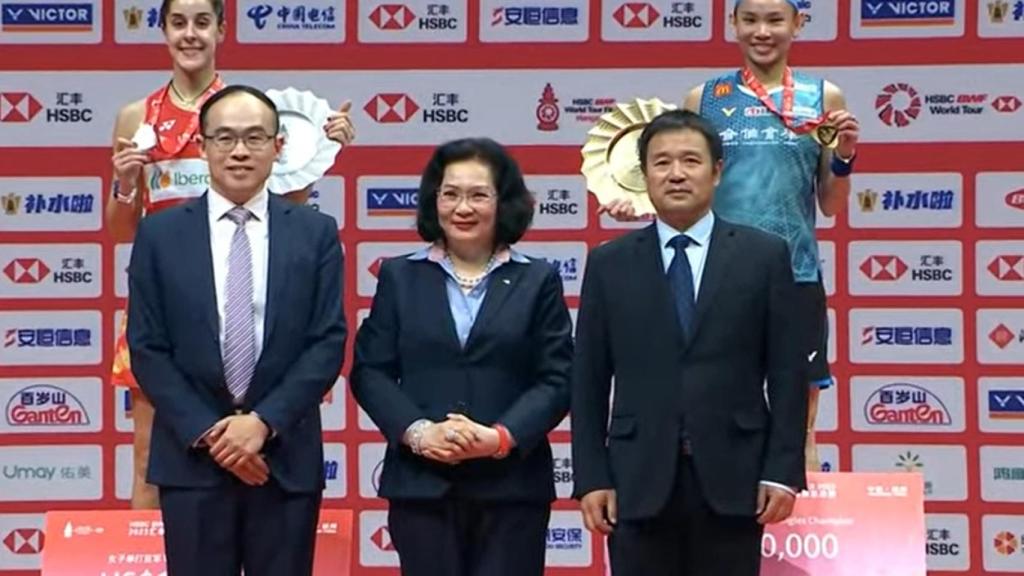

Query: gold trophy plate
[[581, 97, 678, 217]]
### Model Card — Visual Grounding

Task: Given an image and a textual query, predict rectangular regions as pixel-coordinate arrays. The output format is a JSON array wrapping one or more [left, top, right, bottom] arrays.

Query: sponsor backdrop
[[0, 0, 1022, 574]]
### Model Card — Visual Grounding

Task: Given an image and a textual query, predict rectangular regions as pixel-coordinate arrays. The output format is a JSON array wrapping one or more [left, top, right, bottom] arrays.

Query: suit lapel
[[690, 219, 738, 344], [420, 261, 463, 351], [464, 262, 524, 351], [262, 195, 292, 350], [183, 194, 220, 346], [634, 224, 686, 348]]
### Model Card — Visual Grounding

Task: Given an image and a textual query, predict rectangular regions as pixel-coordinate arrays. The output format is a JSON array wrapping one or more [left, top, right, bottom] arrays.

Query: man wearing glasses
[[127, 85, 347, 576]]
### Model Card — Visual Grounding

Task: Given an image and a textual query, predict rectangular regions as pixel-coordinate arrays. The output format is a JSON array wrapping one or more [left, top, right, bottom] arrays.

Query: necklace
[[169, 75, 218, 107], [445, 252, 497, 289], [145, 74, 224, 156]]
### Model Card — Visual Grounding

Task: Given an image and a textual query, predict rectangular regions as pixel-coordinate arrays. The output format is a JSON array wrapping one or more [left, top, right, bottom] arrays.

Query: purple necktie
[[223, 206, 255, 403]]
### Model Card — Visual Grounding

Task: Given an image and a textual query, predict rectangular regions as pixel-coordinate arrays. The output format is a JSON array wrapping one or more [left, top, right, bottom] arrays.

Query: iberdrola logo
[[150, 166, 172, 190], [149, 165, 210, 191]]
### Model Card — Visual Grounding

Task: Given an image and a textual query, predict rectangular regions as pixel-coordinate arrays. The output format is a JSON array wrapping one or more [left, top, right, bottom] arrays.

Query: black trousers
[[159, 479, 322, 576], [609, 455, 764, 576], [388, 498, 551, 576]]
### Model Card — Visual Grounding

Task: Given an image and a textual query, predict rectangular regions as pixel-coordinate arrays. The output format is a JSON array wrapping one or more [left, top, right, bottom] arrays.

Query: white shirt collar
[[208, 186, 269, 222], [656, 210, 715, 249]]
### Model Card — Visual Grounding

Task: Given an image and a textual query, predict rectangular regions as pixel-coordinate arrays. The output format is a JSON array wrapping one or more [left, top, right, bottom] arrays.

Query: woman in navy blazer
[[351, 138, 574, 576]]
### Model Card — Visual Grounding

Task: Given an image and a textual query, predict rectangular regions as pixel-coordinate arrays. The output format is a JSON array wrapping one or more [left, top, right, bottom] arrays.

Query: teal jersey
[[699, 70, 824, 282]]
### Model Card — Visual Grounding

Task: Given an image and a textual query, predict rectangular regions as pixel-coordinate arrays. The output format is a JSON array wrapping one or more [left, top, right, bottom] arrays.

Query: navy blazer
[[350, 254, 573, 503], [127, 193, 347, 494], [571, 218, 808, 519]]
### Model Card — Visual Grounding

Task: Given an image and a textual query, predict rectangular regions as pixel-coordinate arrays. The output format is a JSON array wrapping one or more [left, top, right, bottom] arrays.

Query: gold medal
[[811, 123, 840, 149], [581, 97, 677, 217]]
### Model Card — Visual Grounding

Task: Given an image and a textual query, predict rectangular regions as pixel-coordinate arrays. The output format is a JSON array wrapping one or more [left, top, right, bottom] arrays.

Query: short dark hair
[[199, 84, 279, 135], [159, 0, 225, 28], [416, 138, 535, 246], [637, 109, 724, 172]]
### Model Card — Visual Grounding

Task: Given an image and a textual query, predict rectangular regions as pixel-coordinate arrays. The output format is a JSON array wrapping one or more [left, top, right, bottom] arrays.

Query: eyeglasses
[[437, 188, 497, 208], [202, 130, 277, 152]]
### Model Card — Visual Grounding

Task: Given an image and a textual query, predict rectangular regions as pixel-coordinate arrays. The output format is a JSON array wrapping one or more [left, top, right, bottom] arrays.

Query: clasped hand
[[203, 414, 271, 486], [417, 413, 500, 465]]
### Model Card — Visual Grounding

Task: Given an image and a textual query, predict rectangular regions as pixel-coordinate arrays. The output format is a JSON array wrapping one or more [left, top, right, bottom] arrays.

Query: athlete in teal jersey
[[604, 0, 861, 473], [698, 69, 824, 282]]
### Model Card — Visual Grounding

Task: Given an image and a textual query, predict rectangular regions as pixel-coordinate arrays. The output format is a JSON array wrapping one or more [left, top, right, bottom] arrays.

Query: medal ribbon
[[740, 67, 827, 135]]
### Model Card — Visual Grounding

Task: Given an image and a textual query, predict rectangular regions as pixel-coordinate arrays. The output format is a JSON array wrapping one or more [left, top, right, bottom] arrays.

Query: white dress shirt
[[208, 187, 269, 362], [655, 210, 714, 292], [655, 209, 797, 497]]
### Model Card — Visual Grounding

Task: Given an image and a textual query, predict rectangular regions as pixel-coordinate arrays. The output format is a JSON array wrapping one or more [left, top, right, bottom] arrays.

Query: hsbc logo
[[613, 3, 660, 28], [2, 528, 44, 554], [3, 258, 50, 284], [978, 242, 1024, 296], [359, 510, 398, 567], [371, 526, 394, 551], [529, 176, 587, 231], [364, 92, 467, 124], [0, 92, 92, 124], [364, 94, 420, 123], [849, 241, 960, 296], [368, 257, 384, 278], [0, 93, 43, 123], [367, 3, 458, 31], [602, 0, 708, 40], [0, 245, 101, 299], [992, 95, 1022, 113], [357, 242, 424, 297], [370, 4, 415, 29], [989, 255, 1024, 281], [861, 255, 907, 280], [359, 1, 464, 42]]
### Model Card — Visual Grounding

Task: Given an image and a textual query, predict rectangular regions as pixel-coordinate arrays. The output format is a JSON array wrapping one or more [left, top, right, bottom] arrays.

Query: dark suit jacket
[[350, 254, 573, 503], [571, 216, 807, 519], [127, 192, 347, 494]]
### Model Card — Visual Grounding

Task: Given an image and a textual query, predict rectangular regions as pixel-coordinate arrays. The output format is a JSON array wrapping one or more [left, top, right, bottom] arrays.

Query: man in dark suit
[[127, 85, 346, 576], [571, 109, 808, 575]]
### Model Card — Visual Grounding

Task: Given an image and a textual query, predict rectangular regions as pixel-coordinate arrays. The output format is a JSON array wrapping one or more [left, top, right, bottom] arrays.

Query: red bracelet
[[493, 424, 511, 459]]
